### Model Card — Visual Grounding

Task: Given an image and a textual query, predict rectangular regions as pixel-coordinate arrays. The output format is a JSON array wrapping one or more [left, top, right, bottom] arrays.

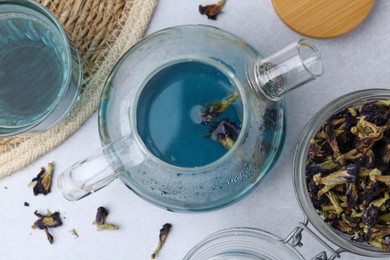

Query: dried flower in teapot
[[32, 210, 62, 244], [201, 91, 238, 125], [306, 99, 390, 251], [210, 119, 240, 149], [92, 206, 119, 231], [28, 162, 54, 195], [199, 0, 226, 20]]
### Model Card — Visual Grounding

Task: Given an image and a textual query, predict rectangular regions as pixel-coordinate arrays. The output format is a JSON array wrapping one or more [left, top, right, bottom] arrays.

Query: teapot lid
[[272, 0, 374, 38], [184, 227, 304, 260]]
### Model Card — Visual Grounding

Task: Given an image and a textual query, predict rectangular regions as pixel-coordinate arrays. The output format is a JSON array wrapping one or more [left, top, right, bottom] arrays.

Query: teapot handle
[[57, 134, 145, 201]]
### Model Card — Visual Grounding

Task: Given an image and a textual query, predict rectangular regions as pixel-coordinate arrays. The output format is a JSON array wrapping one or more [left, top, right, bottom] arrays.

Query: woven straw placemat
[[0, 0, 157, 178]]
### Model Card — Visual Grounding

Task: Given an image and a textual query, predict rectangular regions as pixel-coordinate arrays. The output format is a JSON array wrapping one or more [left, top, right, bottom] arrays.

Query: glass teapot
[[57, 25, 323, 211]]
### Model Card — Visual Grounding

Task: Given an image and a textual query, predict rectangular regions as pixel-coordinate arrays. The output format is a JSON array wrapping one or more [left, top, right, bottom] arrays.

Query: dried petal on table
[[151, 223, 172, 259], [199, 0, 226, 20], [70, 228, 79, 238], [32, 210, 63, 244], [28, 162, 54, 195], [92, 206, 119, 231]]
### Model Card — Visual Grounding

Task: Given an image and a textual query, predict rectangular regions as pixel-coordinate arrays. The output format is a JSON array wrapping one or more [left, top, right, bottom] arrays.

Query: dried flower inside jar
[[306, 99, 390, 251]]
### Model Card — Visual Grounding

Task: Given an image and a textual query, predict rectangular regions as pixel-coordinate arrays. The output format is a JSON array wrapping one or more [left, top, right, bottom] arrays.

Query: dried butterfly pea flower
[[201, 91, 238, 125], [363, 180, 381, 204], [325, 191, 343, 216], [151, 223, 172, 259], [378, 213, 390, 224], [306, 99, 390, 251], [210, 119, 240, 149], [346, 182, 359, 208], [92, 206, 119, 231], [361, 101, 390, 126], [32, 210, 62, 244], [70, 229, 79, 238], [29, 162, 54, 195], [362, 206, 380, 227], [351, 118, 386, 153], [314, 163, 358, 186], [325, 122, 342, 159], [366, 226, 390, 251], [199, 0, 226, 20], [371, 175, 390, 186]]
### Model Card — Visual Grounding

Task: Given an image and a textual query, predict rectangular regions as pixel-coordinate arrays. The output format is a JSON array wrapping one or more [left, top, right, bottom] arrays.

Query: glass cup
[[0, 0, 82, 136]]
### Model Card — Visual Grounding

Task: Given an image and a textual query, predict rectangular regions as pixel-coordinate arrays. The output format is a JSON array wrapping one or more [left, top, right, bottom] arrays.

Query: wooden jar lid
[[272, 0, 374, 38]]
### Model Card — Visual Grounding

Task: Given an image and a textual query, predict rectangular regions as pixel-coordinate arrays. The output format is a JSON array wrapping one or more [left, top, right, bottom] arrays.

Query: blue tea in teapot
[[136, 58, 243, 168]]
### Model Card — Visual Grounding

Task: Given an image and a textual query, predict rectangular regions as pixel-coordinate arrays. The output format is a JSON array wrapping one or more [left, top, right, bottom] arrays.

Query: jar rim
[[184, 227, 304, 260], [293, 88, 390, 257]]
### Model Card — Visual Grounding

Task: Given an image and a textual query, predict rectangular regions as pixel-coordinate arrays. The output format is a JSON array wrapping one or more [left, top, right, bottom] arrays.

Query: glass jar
[[184, 227, 304, 260], [294, 88, 390, 258]]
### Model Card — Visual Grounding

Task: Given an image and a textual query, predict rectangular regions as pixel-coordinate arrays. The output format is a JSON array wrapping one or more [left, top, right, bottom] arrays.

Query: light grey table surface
[[1, 0, 390, 259]]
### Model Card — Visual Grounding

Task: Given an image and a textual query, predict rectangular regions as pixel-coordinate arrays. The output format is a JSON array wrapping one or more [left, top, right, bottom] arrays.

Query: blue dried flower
[[364, 181, 381, 204], [314, 163, 358, 186], [325, 123, 341, 159], [29, 163, 54, 196], [346, 183, 359, 208], [362, 206, 380, 227], [210, 119, 240, 149], [151, 223, 172, 259], [93, 206, 119, 231], [32, 210, 62, 244], [200, 91, 238, 125], [343, 113, 358, 131], [361, 102, 389, 126], [366, 227, 390, 251], [199, 0, 226, 20]]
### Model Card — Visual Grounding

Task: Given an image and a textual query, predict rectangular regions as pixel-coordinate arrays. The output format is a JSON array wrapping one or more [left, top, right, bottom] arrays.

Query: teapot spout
[[249, 39, 323, 101]]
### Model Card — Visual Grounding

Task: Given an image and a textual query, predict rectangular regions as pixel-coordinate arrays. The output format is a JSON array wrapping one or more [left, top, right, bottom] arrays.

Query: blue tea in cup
[[0, 0, 82, 136]]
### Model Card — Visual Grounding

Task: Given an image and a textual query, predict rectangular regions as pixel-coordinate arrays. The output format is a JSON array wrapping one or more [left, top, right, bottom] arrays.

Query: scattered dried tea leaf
[[199, 0, 226, 20], [24, 202, 30, 207], [70, 229, 79, 238], [306, 99, 390, 251], [29, 162, 54, 195], [32, 210, 62, 244], [201, 91, 238, 125], [151, 223, 172, 259], [92, 206, 119, 231], [210, 119, 240, 149]]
